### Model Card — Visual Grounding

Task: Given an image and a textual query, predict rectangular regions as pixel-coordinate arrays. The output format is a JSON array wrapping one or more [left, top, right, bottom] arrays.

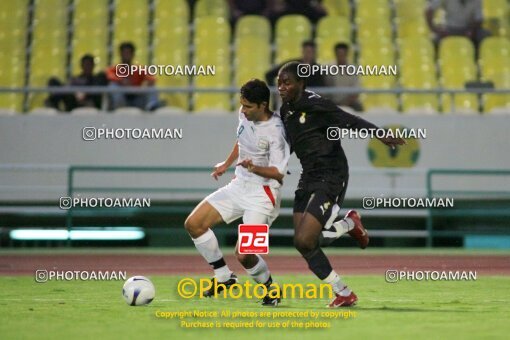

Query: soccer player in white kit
[[184, 79, 290, 306]]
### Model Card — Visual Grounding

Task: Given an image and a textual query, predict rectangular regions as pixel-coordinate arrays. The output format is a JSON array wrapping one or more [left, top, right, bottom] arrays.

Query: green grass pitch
[[1, 274, 509, 339]]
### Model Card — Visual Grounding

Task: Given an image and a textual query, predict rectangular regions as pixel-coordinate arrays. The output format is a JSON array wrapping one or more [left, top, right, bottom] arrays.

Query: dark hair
[[81, 54, 94, 64], [278, 61, 305, 88], [302, 40, 316, 49], [119, 42, 135, 52], [240, 79, 270, 106], [334, 42, 349, 51]]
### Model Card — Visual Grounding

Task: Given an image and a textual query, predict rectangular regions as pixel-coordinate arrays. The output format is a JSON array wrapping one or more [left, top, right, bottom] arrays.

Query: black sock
[[263, 275, 273, 288], [303, 248, 333, 280], [209, 258, 226, 269]]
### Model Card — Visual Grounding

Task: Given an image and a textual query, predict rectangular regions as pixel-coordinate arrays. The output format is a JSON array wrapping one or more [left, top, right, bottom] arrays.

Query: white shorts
[[205, 178, 281, 225]]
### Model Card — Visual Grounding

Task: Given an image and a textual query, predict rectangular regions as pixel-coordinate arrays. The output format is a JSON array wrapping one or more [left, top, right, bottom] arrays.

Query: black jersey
[[280, 90, 378, 179]]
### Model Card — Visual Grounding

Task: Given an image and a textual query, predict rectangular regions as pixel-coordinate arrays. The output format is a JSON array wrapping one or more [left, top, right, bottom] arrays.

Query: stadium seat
[[439, 37, 475, 66], [194, 0, 228, 19], [401, 69, 439, 114], [355, 0, 390, 21], [235, 15, 271, 42], [235, 37, 270, 86], [154, 0, 189, 23], [398, 38, 435, 62], [28, 0, 68, 109], [275, 39, 302, 65], [193, 65, 232, 112], [479, 37, 510, 66], [153, 11, 190, 110], [275, 15, 312, 51], [316, 16, 351, 44], [72, 0, 109, 74], [394, 0, 426, 18], [358, 38, 395, 65], [356, 16, 392, 41], [360, 75, 398, 111], [440, 60, 479, 114], [482, 0, 509, 36], [317, 37, 353, 65], [194, 16, 231, 47], [0, 1, 28, 111], [112, 0, 149, 65], [322, 0, 350, 17], [483, 71, 510, 113], [395, 16, 429, 40]]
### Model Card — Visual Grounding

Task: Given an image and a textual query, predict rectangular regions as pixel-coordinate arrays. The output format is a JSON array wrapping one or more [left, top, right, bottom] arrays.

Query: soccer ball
[[122, 276, 155, 306]]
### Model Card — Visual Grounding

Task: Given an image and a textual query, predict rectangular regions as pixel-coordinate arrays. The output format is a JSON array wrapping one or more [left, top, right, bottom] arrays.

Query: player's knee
[[294, 234, 317, 255], [184, 215, 205, 237]]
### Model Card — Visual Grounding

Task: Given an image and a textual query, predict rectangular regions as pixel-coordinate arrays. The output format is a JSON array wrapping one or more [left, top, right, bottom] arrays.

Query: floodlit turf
[[1, 275, 509, 339]]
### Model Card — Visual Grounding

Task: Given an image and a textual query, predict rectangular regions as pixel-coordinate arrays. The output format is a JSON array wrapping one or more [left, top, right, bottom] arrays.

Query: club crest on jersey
[[257, 137, 269, 150], [299, 112, 306, 124], [320, 201, 331, 215]]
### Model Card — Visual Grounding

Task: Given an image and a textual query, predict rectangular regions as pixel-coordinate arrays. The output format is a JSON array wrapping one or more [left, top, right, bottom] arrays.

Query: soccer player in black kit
[[277, 62, 405, 307]]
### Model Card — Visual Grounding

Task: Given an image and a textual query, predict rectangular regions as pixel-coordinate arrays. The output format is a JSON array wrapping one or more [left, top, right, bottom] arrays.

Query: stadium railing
[[1, 86, 509, 113]]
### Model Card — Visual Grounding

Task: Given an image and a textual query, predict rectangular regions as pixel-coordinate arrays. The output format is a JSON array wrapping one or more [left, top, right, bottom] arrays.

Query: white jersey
[[235, 108, 290, 188]]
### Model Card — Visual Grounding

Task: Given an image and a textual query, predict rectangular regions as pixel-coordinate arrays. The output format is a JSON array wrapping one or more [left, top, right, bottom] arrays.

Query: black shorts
[[293, 175, 348, 227]]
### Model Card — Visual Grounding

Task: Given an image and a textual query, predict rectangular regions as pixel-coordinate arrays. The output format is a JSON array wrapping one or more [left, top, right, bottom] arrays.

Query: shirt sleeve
[[268, 126, 291, 176], [309, 97, 379, 130]]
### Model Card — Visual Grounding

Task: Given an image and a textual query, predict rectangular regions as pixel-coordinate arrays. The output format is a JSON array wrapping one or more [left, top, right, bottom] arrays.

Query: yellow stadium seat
[[440, 60, 478, 113], [322, 0, 350, 17], [154, 0, 189, 22], [401, 70, 439, 113], [398, 38, 435, 61], [438, 37, 475, 66], [396, 16, 429, 40], [194, 16, 231, 47], [195, 0, 228, 19], [194, 65, 231, 111], [317, 16, 351, 43], [361, 73, 399, 111], [275, 15, 312, 47], [235, 15, 271, 42], [0, 1, 28, 110], [72, 0, 109, 74], [275, 39, 302, 64], [356, 16, 392, 40], [479, 37, 510, 65], [483, 71, 510, 113], [483, 0, 509, 36], [235, 37, 270, 86], [358, 38, 395, 65], [28, 0, 68, 109], [112, 0, 149, 65], [356, 0, 390, 21], [394, 0, 426, 18]]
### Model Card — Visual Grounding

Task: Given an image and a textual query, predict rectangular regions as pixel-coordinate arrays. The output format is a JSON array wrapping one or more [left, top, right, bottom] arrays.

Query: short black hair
[[278, 61, 305, 88], [334, 42, 349, 51], [302, 40, 316, 49], [119, 42, 135, 52], [81, 54, 94, 64], [240, 79, 270, 106]]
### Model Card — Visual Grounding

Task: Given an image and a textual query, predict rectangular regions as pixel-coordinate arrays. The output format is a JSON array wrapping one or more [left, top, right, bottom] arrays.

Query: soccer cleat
[[261, 284, 282, 307], [328, 291, 358, 308], [345, 210, 369, 249], [202, 273, 238, 297]]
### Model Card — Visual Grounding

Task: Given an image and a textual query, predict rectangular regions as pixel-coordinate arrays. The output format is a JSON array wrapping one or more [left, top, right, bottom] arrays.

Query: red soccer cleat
[[328, 291, 358, 308], [346, 210, 369, 249]]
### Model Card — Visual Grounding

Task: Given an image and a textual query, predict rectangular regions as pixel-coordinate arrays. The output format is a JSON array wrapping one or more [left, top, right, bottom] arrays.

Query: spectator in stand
[[265, 40, 325, 88], [45, 54, 107, 111], [425, 0, 490, 46], [325, 43, 363, 112], [273, 0, 327, 24], [106, 42, 162, 111]]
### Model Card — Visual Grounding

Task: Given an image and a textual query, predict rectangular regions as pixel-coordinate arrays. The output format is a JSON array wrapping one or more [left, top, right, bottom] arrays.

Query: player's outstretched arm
[[211, 142, 239, 180], [236, 159, 284, 184]]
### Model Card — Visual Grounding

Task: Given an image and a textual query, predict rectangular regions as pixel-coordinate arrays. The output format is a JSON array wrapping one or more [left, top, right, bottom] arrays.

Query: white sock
[[244, 255, 271, 284], [333, 218, 355, 236], [323, 271, 352, 296], [192, 229, 231, 282]]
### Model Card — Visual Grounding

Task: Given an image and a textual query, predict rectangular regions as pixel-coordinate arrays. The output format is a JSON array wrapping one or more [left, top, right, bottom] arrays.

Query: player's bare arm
[[236, 159, 284, 183], [211, 142, 239, 180]]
